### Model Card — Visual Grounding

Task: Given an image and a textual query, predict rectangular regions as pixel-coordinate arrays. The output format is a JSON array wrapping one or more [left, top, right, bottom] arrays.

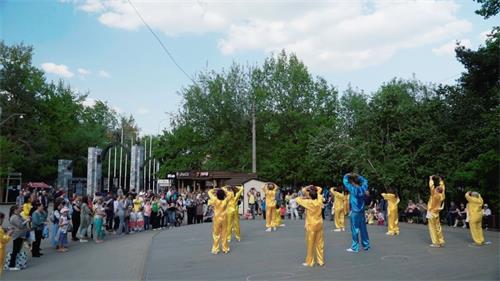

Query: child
[[143, 200, 152, 230], [376, 211, 385, 226], [280, 204, 286, 219], [57, 207, 69, 252]]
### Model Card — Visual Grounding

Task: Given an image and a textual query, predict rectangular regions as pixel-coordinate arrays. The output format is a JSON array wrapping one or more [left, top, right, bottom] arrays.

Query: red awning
[[26, 182, 51, 189]]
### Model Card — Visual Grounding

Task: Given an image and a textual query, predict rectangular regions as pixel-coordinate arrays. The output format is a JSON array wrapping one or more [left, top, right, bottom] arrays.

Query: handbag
[[42, 225, 49, 239]]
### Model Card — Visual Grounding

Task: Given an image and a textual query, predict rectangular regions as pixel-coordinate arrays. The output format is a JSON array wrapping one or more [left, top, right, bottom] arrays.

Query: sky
[[1, 0, 496, 135]]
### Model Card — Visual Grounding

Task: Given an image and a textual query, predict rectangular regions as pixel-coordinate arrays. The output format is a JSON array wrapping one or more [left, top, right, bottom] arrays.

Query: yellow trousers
[[334, 208, 345, 229], [266, 206, 276, 228], [428, 215, 445, 245], [226, 210, 241, 242], [387, 209, 399, 234], [304, 227, 324, 266], [469, 218, 484, 245], [212, 218, 229, 253], [275, 209, 282, 226], [0, 248, 4, 277]]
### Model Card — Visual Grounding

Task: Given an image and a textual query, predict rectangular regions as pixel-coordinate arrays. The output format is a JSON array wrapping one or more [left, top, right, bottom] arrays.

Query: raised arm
[[465, 192, 483, 204], [235, 185, 244, 199], [343, 174, 354, 193], [429, 176, 435, 191], [359, 176, 368, 193]]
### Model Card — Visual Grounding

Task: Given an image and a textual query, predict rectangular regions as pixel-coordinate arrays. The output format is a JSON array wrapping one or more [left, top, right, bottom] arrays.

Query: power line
[[127, 0, 196, 84]]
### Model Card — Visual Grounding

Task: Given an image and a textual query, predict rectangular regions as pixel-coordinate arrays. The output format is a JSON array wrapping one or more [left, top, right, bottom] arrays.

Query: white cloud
[[78, 68, 91, 76], [75, 0, 472, 71], [137, 107, 149, 115], [98, 70, 111, 78], [432, 39, 471, 56], [78, 0, 104, 12], [82, 97, 97, 107], [41, 62, 74, 78]]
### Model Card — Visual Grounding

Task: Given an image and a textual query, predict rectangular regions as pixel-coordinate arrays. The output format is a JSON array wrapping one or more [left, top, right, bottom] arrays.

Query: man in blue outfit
[[343, 173, 371, 253]]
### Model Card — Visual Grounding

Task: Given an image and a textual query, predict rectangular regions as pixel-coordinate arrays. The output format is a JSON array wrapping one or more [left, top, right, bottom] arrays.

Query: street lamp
[[0, 107, 26, 127]]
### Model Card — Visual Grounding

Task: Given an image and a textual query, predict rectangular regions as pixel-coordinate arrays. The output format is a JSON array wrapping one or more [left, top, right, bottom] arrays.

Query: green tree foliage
[[0, 41, 134, 183], [474, 0, 500, 19], [156, 34, 499, 210]]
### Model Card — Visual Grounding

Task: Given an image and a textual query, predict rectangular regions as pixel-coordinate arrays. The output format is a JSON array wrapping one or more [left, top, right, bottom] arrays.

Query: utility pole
[[143, 138, 147, 191], [149, 135, 152, 190], [119, 126, 124, 188], [252, 99, 256, 174]]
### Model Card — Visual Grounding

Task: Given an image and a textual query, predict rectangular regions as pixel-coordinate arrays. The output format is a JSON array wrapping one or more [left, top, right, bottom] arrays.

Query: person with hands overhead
[[263, 182, 279, 232], [465, 191, 489, 246], [207, 186, 232, 254], [427, 175, 446, 248], [296, 185, 325, 267], [223, 185, 244, 242], [330, 186, 346, 232], [381, 189, 400, 236], [343, 173, 370, 253]]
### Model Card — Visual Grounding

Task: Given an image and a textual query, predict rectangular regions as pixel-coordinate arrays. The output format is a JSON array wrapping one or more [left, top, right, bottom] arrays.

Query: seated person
[[404, 200, 420, 223], [454, 202, 467, 228]]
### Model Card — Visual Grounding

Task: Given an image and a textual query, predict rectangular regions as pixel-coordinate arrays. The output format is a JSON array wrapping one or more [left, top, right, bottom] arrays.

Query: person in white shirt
[[482, 204, 491, 230], [289, 194, 299, 220]]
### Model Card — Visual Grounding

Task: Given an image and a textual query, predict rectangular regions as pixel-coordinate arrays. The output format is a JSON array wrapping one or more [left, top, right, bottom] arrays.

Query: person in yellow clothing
[[263, 182, 279, 232], [381, 189, 400, 235], [223, 185, 244, 242], [427, 175, 446, 247], [21, 196, 32, 220], [465, 191, 489, 246], [296, 185, 325, 267], [330, 186, 346, 232], [0, 212, 13, 277], [208, 187, 233, 254]]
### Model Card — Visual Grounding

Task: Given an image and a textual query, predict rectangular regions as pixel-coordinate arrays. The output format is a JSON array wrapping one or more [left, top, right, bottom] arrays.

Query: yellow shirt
[[381, 193, 400, 213], [465, 193, 483, 223], [296, 186, 324, 231], [330, 189, 345, 211], [208, 189, 233, 223], [133, 198, 142, 212], [223, 186, 244, 213], [427, 179, 445, 214], [263, 184, 278, 208], [248, 193, 255, 204], [22, 202, 32, 219]]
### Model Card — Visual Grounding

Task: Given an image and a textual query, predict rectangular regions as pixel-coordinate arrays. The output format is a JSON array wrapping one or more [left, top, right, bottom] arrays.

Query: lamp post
[[0, 107, 25, 126]]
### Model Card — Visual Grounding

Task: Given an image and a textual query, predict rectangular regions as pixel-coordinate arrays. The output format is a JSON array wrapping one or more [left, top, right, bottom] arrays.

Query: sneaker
[[346, 248, 358, 253], [80, 239, 88, 243], [280, 224, 286, 227], [302, 263, 311, 267], [211, 251, 219, 255], [273, 227, 277, 232], [341, 228, 346, 231], [429, 244, 441, 248], [333, 229, 342, 232], [485, 241, 492, 245], [265, 228, 272, 232], [8, 267, 20, 271]]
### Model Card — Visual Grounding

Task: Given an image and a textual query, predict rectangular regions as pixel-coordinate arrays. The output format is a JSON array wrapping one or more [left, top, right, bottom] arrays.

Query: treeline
[[0, 42, 139, 182], [156, 31, 499, 209]]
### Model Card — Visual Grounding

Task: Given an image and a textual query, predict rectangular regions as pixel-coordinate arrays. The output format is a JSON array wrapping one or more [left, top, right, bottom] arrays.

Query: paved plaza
[[2, 218, 499, 281]]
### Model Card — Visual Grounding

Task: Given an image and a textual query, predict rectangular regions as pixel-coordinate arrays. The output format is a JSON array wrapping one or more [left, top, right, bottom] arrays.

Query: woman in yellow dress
[[330, 186, 346, 232], [381, 189, 400, 235], [427, 175, 446, 247], [263, 183, 279, 232], [208, 187, 233, 254], [223, 185, 244, 242], [0, 212, 13, 277], [296, 185, 325, 267], [465, 191, 487, 245]]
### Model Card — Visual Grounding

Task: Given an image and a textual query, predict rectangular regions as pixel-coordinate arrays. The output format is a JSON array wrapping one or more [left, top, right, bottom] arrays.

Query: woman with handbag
[[8, 205, 29, 270]]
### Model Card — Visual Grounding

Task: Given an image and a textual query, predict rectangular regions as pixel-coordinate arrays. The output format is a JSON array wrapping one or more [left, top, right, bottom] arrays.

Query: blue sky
[[1, 0, 496, 135]]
